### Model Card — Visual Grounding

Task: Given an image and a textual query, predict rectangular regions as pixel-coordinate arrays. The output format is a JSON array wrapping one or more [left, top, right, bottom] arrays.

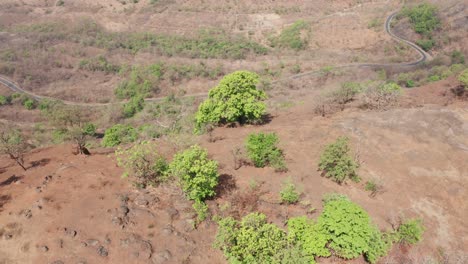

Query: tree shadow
[[0, 194, 11, 212], [0, 175, 23, 187], [215, 174, 237, 198], [29, 158, 51, 169]]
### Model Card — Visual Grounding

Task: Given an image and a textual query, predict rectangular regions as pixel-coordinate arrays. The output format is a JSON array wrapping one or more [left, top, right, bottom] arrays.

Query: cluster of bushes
[[215, 195, 424, 264], [78, 56, 120, 73], [245, 132, 287, 172], [115, 142, 219, 221], [395, 63, 466, 88], [195, 71, 267, 132], [115, 62, 224, 100], [400, 3, 441, 51], [270, 20, 310, 51], [0, 93, 38, 110]]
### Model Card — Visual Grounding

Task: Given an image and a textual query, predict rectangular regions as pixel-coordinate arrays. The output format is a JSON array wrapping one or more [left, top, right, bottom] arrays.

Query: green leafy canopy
[[195, 71, 267, 132]]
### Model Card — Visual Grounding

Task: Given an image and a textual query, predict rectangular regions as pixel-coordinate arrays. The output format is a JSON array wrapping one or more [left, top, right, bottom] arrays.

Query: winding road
[[0, 10, 431, 107]]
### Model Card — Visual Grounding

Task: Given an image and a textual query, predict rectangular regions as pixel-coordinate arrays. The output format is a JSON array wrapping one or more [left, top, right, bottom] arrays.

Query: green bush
[[115, 141, 168, 186], [272, 244, 310, 264], [214, 213, 287, 263], [82, 123, 97, 136], [451, 50, 465, 64], [123, 95, 145, 118], [193, 200, 209, 222], [102, 124, 138, 147], [458, 69, 468, 89], [168, 145, 219, 201], [427, 74, 441, 82], [365, 227, 393, 264], [331, 82, 362, 108], [402, 4, 440, 36], [406, 79, 415, 88], [245, 132, 286, 171], [318, 137, 359, 184], [396, 219, 424, 245], [318, 198, 375, 259], [23, 98, 36, 110], [195, 71, 267, 132], [79, 55, 120, 73], [0, 95, 9, 106], [280, 178, 300, 204], [273, 20, 309, 50], [416, 38, 435, 51]]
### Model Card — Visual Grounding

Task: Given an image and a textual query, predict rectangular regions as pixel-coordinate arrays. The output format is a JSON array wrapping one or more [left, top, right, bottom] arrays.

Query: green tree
[[102, 124, 138, 147], [0, 127, 28, 170], [168, 145, 219, 201], [318, 137, 359, 184], [195, 71, 267, 132], [115, 141, 168, 187]]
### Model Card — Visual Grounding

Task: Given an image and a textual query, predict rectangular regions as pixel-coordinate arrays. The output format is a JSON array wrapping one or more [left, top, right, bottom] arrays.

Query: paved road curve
[[0, 10, 431, 107]]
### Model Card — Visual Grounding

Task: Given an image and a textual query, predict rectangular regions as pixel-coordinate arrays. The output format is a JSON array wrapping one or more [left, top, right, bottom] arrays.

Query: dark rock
[[119, 206, 129, 215], [97, 246, 108, 257], [39, 245, 49, 252]]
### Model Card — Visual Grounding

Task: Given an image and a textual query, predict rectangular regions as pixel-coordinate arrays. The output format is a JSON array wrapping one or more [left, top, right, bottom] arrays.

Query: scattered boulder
[[97, 246, 108, 257], [38, 245, 49, 252], [152, 250, 172, 264]]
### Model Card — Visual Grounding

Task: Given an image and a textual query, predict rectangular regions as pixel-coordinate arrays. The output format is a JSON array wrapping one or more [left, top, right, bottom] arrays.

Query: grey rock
[[167, 208, 179, 220], [161, 225, 173, 235], [152, 250, 172, 264], [85, 239, 99, 247], [65, 228, 77, 237], [119, 206, 129, 215], [97, 246, 108, 257], [39, 245, 49, 252]]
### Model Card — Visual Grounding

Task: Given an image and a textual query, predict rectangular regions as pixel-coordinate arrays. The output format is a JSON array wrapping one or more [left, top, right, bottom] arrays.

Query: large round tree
[[195, 71, 267, 132]]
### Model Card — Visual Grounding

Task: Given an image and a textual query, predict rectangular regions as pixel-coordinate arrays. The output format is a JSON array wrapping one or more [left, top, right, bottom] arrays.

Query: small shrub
[[271, 244, 310, 264], [363, 82, 402, 109], [318, 137, 359, 184], [365, 179, 384, 197], [82, 123, 97, 136], [396, 219, 424, 245], [273, 20, 309, 50], [23, 98, 36, 110], [416, 38, 435, 51], [115, 141, 168, 186], [458, 69, 468, 89], [451, 50, 465, 64], [427, 74, 441, 82], [102, 124, 138, 147], [168, 145, 219, 201], [193, 200, 209, 223], [245, 132, 287, 171], [365, 227, 393, 264], [0, 95, 9, 106], [195, 71, 267, 132], [123, 95, 145, 118], [331, 82, 362, 110], [280, 178, 300, 204], [214, 212, 287, 263], [406, 79, 415, 88]]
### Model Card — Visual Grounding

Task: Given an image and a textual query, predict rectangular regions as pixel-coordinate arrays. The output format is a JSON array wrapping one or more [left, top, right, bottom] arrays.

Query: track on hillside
[[0, 10, 431, 107]]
